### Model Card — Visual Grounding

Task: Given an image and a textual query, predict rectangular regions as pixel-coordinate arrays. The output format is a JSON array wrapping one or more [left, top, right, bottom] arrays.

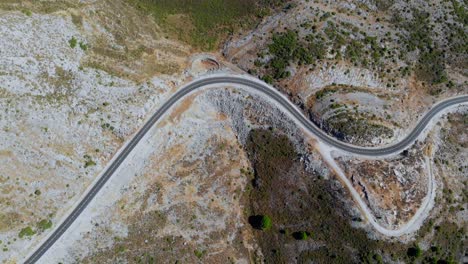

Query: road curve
[[24, 74, 468, 263]]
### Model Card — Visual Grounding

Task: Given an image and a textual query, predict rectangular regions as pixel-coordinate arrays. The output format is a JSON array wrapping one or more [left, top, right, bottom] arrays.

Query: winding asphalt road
[[24, 75, 468, 263]]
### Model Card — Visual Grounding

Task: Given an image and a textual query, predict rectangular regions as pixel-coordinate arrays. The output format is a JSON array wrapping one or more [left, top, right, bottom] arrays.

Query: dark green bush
[[292, 231, 309, 240], [407, 245, 423, 258], [69, 37, 77, 48], [248, 214, 272, 231]]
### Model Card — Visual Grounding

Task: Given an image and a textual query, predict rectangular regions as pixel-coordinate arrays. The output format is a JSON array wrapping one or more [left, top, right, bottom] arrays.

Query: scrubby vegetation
[[245, 129, 395, 262], [18, 226, 36, 239], [37, 219, 52, 231], [325, 112, 394, 145], [247, 0, 467, 96], [391, 9, 449, 87], [257, 20, 390, 83], [83, 154, 96, 168], [261, 31, 308, 80], [68, 36, 77, 49], [260, 30, 326, 81], [17, 220, 52, 239], [244, 129, 466, 263], [128, 0, 289, 50]]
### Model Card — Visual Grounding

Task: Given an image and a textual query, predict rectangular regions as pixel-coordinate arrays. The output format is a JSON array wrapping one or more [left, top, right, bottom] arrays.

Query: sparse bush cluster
[[69, 36, 88, 51], [393, 10, 449, 87], [261, 30, 326, 81], [250, 0, 466, 95], [309, 110, 394, 146], [390, 2, 467, 91], [83, 154, 96, 168], [18, 219, 53, 239]]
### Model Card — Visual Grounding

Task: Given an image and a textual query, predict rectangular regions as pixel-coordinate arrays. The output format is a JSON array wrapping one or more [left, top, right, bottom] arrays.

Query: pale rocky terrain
[[36, 84, 340, 263], [0, 0, 466, 263], [430, 111, 468, 227], [29, 84, 466, 263], [37, 90, 255, 263], [336, 142, 431, 229], [0, 1, 194, 261]]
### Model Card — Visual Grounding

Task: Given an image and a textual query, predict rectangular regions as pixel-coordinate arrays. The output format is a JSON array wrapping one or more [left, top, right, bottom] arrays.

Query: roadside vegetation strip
[[24, 74, 468, 263]]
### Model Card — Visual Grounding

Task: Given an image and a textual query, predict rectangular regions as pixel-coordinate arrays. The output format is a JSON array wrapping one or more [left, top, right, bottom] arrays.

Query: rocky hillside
[[224, 0, 467, 146], [0, 0, 466, 263]]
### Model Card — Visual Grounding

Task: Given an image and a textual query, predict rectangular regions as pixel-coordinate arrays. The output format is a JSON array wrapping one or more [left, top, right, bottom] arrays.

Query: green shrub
[[84, 160, 96, 168], [261, 215, 272, 230], [373, 253, 383, 263], [407, 245, 422, 258], [262, 75, 274, 84], [293, 231, 309, 240], [117, 245, 125, 253], [37, 219, 52, 231], [194, 249, 204, 258], [84, 154, 96, 168], [248, 214, 272, 230], [79, 41, 88, 51], [22, 9, 32, 16], [69, 37, 77, 48], [19, 226, 36, 238]]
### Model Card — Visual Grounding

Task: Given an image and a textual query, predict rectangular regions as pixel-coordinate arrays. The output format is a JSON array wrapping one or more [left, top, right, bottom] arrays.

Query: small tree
[[249, 215, 272, 231], [407, 245, 422, 258]]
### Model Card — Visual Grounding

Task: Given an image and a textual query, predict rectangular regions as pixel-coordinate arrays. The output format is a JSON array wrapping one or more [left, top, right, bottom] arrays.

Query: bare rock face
[[336, 142, 429, 229]]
